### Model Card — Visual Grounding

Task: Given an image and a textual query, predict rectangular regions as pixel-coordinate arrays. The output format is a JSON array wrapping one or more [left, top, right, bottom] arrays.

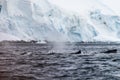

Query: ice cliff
[[0, 0, 120, 42]]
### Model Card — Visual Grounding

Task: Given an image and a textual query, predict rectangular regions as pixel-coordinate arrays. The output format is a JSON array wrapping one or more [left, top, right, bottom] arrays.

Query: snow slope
[[0, 0, 120, 42], [48, 0, 116, 16]]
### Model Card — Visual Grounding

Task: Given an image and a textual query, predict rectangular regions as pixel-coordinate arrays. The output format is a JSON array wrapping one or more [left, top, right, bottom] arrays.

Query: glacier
[[0, 0, 120, 42]]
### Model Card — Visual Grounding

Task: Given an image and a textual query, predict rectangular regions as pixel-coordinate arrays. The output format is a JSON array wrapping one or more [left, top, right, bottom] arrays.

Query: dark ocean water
[[0, 42, 120, 80]]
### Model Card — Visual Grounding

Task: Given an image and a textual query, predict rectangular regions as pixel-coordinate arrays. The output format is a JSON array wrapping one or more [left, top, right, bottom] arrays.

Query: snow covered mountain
[[0, 0, 120, 42]]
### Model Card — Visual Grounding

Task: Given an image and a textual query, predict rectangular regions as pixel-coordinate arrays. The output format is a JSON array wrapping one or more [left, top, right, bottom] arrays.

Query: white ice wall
[[0, 0, 120, 42]]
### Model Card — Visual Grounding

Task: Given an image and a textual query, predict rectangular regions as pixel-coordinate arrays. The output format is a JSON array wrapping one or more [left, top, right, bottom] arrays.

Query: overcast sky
[[48, 0, 120, 15]]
